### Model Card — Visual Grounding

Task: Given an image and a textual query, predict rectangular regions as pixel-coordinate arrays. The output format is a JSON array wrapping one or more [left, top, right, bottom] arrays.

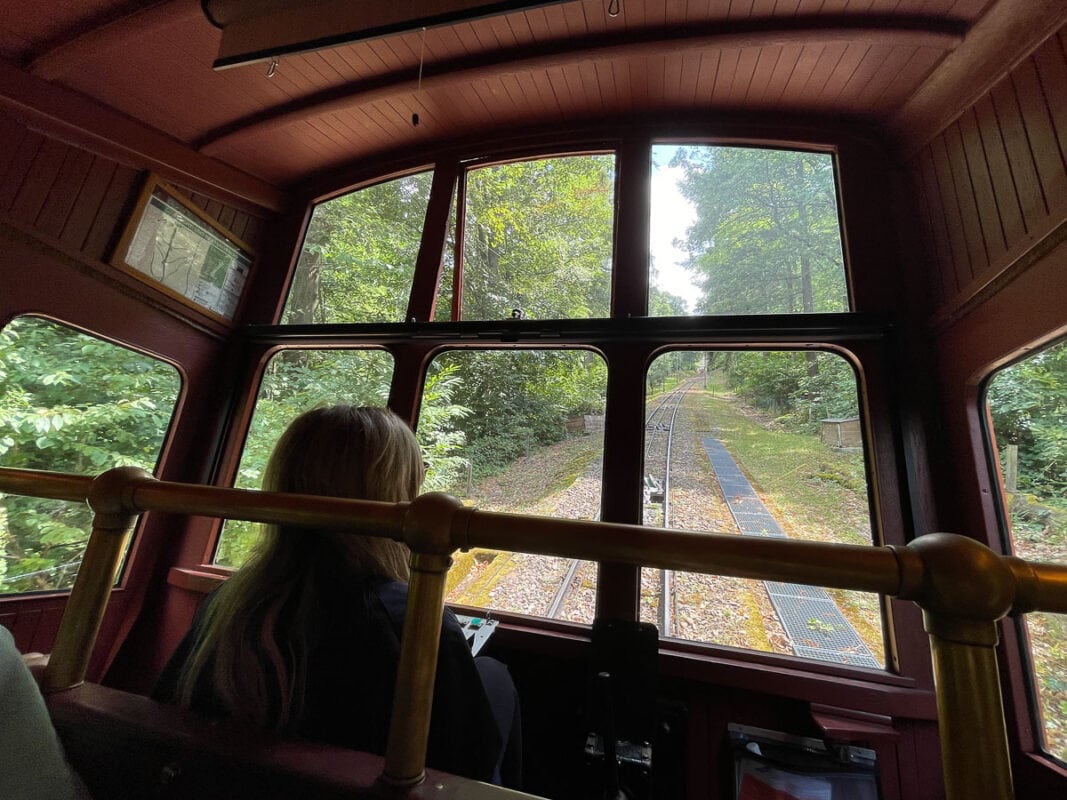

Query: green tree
[[427, 350, 607, 479], [462, 155, 614, 320], [988, 338, 1067, 502], [673, 146, 847, 315], [284, 171, 435, 324], [672, 146, 853, 427], [0, 316, 180, 592]]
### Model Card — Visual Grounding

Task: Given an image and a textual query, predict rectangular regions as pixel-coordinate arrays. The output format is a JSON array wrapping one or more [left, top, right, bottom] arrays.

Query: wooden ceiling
[[1, 1, 1064, 193]]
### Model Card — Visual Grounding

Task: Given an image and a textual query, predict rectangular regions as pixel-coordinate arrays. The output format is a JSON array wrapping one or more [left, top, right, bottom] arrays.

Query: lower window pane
[[639, 350, 885, 668], [213, 348, 394, 567], [417, 349, 607, 623]]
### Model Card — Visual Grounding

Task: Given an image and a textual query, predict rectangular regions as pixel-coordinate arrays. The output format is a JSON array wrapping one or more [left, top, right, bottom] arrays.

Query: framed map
[[112, 176, 254, 321]]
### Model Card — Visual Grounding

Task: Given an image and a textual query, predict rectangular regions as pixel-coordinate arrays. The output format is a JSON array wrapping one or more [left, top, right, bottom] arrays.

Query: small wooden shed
[[820, 417, 862, 449]]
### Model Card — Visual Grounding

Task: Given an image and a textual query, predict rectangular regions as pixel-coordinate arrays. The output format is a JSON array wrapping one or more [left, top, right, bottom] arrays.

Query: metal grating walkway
[[702, 438, 881, 669]]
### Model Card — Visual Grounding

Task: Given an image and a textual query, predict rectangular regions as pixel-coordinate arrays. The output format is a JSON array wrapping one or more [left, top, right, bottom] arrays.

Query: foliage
[[647, 351, 700, 394], [714, 351, 859, 431], [988, 338, 1067, 501], [667, 146, 856, 430], [0, 316, 180, 592], [283, 172, 434, 324], [462, 155, 615, 320], [425, 350, 607, 480], [214, 348, 395, 567], [672, 146, 847, 315]]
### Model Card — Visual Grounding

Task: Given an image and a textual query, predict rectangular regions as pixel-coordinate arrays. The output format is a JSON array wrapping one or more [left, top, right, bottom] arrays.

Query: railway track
[[545, 378, 693, 626], [641, 380, 693, 636]]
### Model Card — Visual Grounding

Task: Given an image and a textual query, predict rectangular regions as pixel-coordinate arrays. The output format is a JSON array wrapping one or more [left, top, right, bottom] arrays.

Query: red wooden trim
[[167, 566, 230, 595], [198, 18, 964, 155], [451, 169, 467, 321], [34, 147, 95, 240], [891, 0, 1067, 156], [407, 160, 459, 323], [612, 135, 650, 319], [0, 59, 284, 213]]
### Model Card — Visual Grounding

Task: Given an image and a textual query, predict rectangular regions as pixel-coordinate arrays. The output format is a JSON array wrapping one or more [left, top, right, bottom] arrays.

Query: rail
[[2, 466, 1067, 798]]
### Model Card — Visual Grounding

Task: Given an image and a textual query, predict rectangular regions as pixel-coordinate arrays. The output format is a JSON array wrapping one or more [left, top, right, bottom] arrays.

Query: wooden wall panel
[[34, 148, 94, 240], [904, 27, 1067, 319], [0, 112, 268, 269]]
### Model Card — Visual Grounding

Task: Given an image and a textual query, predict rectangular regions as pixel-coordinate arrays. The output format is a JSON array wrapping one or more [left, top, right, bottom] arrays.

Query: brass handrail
[[3, 465, 1067, 798]]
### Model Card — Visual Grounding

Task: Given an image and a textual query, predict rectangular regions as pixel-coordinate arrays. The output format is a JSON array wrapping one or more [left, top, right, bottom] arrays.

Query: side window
[[282, 171, 434, 324], [986, 338, 1067, 764], [648, 144, 849, 316], [214, 348, 395, 567], [458, 154, 615, 321], [0, 315, 181, 594], [416, 349, 608, 623], [639, 350, 885, 669]]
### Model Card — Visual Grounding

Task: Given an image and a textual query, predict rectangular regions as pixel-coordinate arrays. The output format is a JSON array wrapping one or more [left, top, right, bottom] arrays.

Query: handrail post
[[382, 492, 468, 787], [42, 466, 151, 693], [899, 533, 1017, 800]]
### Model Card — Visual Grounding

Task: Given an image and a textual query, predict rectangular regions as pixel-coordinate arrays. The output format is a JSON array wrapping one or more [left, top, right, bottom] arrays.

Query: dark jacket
[[153, 574, 502, 782]]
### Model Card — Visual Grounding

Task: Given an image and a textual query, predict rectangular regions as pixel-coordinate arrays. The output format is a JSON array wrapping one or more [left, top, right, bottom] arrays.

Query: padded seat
[[46, 682, 532, 799]]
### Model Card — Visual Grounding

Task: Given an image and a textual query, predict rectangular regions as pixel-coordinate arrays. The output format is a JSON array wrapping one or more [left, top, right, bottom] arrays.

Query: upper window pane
[[416, 349, 607, 623], [214, 348, 395, 567], [986, 338, 1067, 764], [0, 316, 181, 594], [282, 172, 433, 324], [639, 350, 884, 669], [649, 145, 848, 316], [461, 154, 615, 321]]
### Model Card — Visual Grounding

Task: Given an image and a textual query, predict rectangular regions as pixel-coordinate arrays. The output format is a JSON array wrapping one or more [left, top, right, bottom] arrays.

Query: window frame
[[0, 313, 184, 596], [979, 334, 1067, 767], [449, 148, 620, 323]]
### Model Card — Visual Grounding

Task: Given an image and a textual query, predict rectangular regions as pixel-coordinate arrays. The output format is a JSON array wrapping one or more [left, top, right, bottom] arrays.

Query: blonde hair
[[175, 406, 422, 732]]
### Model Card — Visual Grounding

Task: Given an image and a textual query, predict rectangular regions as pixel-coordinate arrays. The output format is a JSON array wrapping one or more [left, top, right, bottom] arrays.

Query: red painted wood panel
[[0, 112, 27, 183], [1037, 31, 1067, 162], [906, 27, 1067, 314], [943, 121, 988, 281], [991, 80, 1046, 236], [972, 93, 1026, 249], [957, 107, 1007, 263], [34, 147, 95, 240], [82, 164, 141, 263], [9, 138, 68, 225], [60, 157, 118, 252], [928, 134, 969, 292], [913, 148, 956, 305], [1013, 57, 1067, 215], [0, 127, 44, 212]]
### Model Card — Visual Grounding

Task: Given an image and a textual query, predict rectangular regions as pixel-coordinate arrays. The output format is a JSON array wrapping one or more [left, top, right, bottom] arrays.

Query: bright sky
[[649, 145, 700, 312]]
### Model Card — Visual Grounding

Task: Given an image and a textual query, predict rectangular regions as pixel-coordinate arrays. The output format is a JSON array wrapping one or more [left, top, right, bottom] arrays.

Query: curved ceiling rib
[[26, 1, 201, 81], [196, 14, 967, 155], [890, 0, 1067, 155]]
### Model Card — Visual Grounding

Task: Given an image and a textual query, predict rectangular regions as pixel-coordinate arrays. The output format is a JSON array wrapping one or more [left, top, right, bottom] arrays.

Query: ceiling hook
[[266, 58, 278, 78]]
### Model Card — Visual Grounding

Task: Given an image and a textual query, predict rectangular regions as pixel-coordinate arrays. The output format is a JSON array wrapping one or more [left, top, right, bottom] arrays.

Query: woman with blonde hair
[[154, 406, 520, 785]]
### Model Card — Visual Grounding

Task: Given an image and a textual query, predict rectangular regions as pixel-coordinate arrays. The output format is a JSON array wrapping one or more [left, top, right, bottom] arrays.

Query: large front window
[[639, 349, 883, 667], [649, 144, 848, 316], [214, 348, 395, 567]]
